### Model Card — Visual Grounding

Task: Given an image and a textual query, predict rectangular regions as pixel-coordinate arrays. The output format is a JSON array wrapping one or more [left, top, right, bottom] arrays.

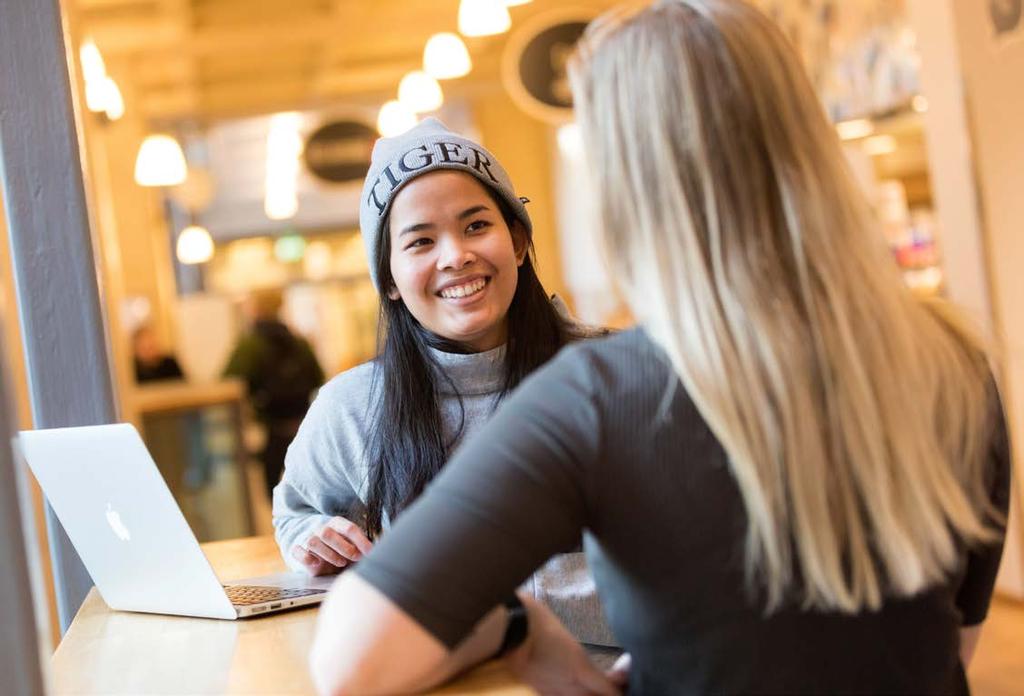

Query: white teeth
[[440, 278, 486, 299]]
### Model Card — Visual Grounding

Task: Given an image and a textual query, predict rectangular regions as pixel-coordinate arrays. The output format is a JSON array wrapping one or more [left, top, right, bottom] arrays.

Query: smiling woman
[[387, 170, 527, 352], [271, 118, 617, 652]]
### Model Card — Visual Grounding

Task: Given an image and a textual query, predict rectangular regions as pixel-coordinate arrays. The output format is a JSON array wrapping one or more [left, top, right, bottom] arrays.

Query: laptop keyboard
[[224, 585, 326, 606]]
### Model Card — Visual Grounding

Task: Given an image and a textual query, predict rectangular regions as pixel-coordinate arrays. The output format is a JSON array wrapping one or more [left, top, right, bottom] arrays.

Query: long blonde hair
[[571, 0, 1000, 612]]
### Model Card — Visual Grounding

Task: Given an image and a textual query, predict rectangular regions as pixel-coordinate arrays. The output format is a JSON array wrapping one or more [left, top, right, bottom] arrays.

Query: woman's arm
[[272, 480, 340, 572], [310, 573, 616, 696], [272, 374, 373, 573], [309, 573, 504, 695], [309, 344, 617, 693]]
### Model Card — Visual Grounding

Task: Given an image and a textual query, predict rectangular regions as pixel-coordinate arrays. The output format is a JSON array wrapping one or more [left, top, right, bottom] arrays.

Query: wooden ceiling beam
[[89, 17, 337, 57], [77, 0, 596, 123]]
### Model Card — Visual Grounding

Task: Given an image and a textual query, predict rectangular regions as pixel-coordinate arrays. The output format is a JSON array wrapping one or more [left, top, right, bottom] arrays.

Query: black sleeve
[[353, 345, 604, 648], [956, 388, 1013, 626]]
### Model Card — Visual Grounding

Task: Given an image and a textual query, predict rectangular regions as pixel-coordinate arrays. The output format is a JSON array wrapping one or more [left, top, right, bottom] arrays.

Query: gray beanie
[[358, 117, 532, 292]]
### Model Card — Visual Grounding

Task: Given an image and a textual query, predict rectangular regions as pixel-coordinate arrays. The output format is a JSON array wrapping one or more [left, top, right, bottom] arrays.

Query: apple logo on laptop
[[105, 503, 131, 541]]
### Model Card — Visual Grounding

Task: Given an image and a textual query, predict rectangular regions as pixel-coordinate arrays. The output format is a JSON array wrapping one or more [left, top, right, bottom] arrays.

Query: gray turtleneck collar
[[426, 344, 507, 397]]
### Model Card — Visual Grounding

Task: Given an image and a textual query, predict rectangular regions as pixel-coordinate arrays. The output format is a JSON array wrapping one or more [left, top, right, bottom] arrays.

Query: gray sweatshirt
[[272, 343, 617, 647]]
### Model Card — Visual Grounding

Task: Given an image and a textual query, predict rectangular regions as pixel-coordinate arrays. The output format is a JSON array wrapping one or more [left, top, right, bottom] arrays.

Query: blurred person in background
[[307, 2, 1011, 694], [132, 324, 184, 383], [224, 288, 324, 499], [272, 118, 618, 655]]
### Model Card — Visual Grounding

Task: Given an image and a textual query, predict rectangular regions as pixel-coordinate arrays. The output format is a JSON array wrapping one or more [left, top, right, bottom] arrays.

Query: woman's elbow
[[309, 639, 356, 696], [309, 639, 343, 696], [308, 573, 451, 694], [309, 637, 388, 696], [307, 576, 406, 695]]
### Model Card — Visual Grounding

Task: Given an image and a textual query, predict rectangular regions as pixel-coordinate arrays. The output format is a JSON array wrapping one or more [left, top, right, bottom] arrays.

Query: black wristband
[[493, 594, 529, 659]]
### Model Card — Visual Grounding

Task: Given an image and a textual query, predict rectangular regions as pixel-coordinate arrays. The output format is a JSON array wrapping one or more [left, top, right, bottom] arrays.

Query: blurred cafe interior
[[0, 0, 1022, 693]]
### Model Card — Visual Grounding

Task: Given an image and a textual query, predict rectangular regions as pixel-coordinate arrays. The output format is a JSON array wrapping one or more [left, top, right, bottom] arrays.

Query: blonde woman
[[308, 1, 1011, 694]]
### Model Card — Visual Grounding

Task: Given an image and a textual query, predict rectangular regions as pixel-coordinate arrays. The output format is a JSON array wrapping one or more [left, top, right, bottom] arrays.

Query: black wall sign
[[990, 0, 1022, 36], [502, 11, 593, 123], [303, 120, 376, 184]]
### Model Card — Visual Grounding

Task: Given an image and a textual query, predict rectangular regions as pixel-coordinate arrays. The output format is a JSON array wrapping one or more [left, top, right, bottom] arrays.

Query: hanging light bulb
[[176, 225, 214, 264], [85, 78, 109, 113], [134, 134, 187, 186], [423, 33, 472, 79], [79, 39, 124, 118], [398, 71, 444, 113], [377, 99, 418, 137], [458, 0, 511, 37], [102, 77, 124, 120], [80, 38, 110, 113], [79, 39, 106, 85]]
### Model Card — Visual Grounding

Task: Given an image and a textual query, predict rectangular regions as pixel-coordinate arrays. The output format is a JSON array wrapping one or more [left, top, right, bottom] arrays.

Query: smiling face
[[386, 170, 527, 352]]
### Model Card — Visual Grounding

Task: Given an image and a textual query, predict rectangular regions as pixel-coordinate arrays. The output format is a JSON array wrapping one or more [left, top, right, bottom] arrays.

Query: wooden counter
[[50, 535, 534, 695], [131, 379, 246, 415]]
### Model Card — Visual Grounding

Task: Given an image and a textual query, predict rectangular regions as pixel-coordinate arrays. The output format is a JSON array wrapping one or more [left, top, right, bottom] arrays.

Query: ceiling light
[[176, 225, 214, 265], [79, 39, 106, 84], [835, 118, 874, 141], [912, 95, 929, 113], [398, 71, 444, 113], [264, 113, 302, 221], [85, 79, 108, 113], [423, 33, 472, 80], [102, 77, 124, 120], [458, 0, 511, 37], [79, 39, 123, 118], [377, 100, 418, 137], [134, 134, 187, 187], [265, 112, 303, 159], [264, 191, 299, 221]]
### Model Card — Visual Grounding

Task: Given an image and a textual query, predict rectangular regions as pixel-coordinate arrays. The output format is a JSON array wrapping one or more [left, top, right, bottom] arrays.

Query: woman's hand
[[506, 596, 620, 696], [291, 516, 374, 576]]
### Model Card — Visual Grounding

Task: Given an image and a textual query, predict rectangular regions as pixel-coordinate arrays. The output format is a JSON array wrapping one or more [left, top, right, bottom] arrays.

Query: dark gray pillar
[[0, 334, 47, 696], [0, 0, 120, 633]]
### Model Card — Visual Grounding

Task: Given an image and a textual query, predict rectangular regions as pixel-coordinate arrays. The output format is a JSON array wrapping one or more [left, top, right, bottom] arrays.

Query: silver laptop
[[18, 423, 333, 619]]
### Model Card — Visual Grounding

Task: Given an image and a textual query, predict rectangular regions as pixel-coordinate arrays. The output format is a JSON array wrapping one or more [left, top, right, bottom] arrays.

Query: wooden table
[[51, 535, 534, 695]]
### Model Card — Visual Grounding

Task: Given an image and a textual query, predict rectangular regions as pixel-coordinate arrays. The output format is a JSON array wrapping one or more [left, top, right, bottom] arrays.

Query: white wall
[[909, 0, 1024, 597], [952, 0, 1024, 598]]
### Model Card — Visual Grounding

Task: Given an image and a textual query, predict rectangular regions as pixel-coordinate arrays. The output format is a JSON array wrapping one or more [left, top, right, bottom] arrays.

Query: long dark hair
[[363, 191, 570, 537]]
